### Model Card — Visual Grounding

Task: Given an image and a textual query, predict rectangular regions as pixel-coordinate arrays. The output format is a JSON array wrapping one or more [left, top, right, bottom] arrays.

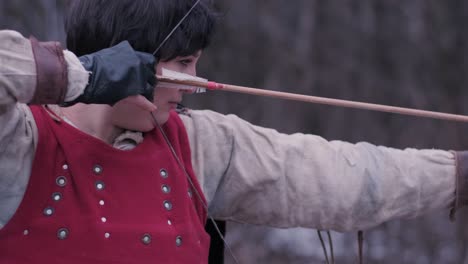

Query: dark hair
[[65, 0, 217, 61]]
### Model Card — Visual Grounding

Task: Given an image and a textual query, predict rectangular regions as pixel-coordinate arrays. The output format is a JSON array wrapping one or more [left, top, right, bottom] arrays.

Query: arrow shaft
[[157, 76, 468, 123]]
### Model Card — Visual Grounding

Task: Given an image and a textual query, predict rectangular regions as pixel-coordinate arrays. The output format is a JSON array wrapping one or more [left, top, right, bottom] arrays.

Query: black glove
[[65, 41, 156, 106]]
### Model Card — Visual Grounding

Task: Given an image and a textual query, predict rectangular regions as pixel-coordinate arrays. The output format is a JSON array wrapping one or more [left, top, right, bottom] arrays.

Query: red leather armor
[[0, 106, 209, 263]]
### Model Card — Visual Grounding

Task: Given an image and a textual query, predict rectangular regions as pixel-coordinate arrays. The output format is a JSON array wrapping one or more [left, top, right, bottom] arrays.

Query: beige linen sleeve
[[0, 30, 88, 105], [0, 30, 88, 228], [181, 109, 456, 232]]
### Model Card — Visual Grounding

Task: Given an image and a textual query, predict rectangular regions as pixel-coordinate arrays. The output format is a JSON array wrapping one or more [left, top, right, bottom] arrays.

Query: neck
[[60, 104, 123, 145]]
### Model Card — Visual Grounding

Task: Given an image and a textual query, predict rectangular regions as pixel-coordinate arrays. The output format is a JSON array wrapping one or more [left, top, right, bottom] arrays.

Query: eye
[[178, 58, 193, 66]]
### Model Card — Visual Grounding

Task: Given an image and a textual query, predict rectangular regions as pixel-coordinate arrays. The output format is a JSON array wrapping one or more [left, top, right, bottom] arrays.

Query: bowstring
[[152, 0, 202, 56], [151, 1, 240, 262]]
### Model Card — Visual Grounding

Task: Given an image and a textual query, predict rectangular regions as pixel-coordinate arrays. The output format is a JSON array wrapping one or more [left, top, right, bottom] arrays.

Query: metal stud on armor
[[57, 228, 69, 240], [56, 176, 67, 187], [141, 234, 152, 245], [160, 169, 168, 178]]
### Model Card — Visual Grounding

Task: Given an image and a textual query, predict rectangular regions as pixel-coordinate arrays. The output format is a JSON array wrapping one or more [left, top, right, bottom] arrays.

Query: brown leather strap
[[450, 151, 468, 220], [29, 37, 67, 104]]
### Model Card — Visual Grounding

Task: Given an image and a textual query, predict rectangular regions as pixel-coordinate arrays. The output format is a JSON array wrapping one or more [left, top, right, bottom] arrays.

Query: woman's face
[[110, 51, 202, 131]]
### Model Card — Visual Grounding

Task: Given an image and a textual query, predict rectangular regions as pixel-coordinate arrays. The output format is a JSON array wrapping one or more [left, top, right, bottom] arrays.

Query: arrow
[[157, 69, 468, 123]]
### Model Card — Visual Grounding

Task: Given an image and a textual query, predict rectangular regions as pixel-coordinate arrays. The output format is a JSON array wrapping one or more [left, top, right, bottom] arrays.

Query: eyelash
[[179, 59, 193, 65]]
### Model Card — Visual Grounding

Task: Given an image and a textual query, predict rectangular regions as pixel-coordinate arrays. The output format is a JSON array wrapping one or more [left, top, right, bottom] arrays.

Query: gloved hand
[[66, 41, 156, 106]]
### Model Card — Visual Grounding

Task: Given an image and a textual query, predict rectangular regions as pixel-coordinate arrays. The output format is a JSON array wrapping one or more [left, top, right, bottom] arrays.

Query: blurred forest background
[[2, 0, 468, 263]]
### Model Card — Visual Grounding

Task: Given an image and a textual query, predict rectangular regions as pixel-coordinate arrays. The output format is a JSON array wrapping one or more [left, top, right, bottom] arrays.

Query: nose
[[185, 64, 197, 77]]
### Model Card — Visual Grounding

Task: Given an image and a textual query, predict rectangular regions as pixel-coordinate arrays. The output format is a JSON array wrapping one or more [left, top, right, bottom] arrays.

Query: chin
[[117, 122, 155, 132], [137, 124, 156, 132], [152, 111, 170, 126]]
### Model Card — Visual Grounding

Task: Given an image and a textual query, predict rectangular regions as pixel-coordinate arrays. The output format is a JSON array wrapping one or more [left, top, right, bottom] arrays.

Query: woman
[[0, 0, 465, 263]]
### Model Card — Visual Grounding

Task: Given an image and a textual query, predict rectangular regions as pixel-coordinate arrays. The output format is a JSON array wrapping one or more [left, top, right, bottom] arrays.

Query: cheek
[[153, 88, 164, 104], [153, 87, 178, 105], [154, 86, 172, 96]]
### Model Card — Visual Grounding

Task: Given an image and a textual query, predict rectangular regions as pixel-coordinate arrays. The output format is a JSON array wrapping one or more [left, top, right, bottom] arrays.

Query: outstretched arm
[[182, 109, 465, 232]]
